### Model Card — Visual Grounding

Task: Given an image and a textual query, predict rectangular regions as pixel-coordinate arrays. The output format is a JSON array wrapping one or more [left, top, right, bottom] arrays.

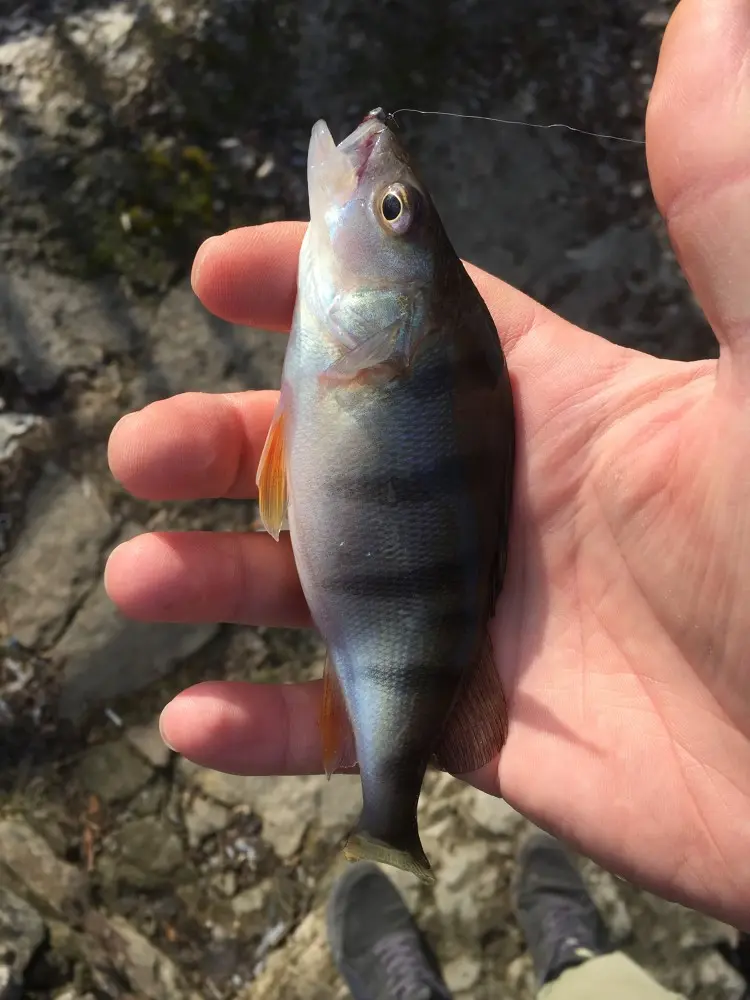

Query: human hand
[[106, 0, 750, 929]]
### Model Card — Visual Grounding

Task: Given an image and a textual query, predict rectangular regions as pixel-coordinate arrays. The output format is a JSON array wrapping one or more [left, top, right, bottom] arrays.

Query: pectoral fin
[[432, 636, 508, 774], [255, 394, 288, 541], [322, 322, 404, 382], [321, 288, 425, 383], [320, 652, 358, 778]]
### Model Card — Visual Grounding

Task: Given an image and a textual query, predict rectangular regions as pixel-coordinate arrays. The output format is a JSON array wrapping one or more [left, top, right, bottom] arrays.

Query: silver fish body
[[257, 109, 514, 881]]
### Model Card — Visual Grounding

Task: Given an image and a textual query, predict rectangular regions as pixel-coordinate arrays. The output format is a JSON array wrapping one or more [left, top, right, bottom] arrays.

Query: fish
[[256, 107, 515, 883]]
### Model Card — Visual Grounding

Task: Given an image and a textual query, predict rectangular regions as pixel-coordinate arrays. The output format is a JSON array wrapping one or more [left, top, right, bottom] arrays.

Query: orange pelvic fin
[[255, 393, 288, 541], [320, 651, 358, 779]]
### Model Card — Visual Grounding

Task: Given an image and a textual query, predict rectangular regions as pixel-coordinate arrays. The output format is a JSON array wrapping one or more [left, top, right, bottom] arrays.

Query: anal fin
[[320, 651, 358, 778], [255, 393, 288, 541], [432, 635, 508, 774]]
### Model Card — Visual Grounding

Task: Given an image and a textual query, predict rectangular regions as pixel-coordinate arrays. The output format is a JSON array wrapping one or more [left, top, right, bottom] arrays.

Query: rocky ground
[[0, 0, 747, 998]]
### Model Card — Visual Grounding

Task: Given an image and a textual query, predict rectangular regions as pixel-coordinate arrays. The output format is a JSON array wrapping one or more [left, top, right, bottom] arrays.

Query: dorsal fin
[[432, 635, 508, 774]]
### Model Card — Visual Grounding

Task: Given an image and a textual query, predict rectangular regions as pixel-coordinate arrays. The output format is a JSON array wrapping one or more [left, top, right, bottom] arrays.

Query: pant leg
[[539, 951, 686, 1000]]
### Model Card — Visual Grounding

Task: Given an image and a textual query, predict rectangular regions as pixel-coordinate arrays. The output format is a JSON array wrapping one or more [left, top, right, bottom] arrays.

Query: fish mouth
[[307, 119, 357, 223], [307, 113, 393, 223], [337, 112, 389, 180]]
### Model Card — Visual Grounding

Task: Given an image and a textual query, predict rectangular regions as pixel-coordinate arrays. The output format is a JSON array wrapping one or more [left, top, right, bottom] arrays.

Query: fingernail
[[191, 235, 220, 289], [111, 411, 143, 439], [159, 706, 178, 753]]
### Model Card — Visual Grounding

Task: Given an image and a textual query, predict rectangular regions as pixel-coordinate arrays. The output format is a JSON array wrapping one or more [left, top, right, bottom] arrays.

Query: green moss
[[71, 138, 225, 287], [181, 145, 215, 172]]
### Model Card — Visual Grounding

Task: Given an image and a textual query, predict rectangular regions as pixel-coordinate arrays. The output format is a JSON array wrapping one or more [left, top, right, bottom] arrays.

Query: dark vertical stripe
[[401, 350, 499, 401], [365, 659, 465, 692], [323, 452, 488, 506], [323, 559, 464, 599]]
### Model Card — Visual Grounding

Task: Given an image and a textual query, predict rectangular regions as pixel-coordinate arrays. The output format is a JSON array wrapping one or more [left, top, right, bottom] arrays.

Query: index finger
[[192, 221, 307, 330], [191, 221, 548, 363]]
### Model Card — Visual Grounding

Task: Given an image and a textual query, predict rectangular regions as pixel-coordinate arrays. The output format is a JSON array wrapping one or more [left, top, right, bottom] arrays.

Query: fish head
[[306, 110, 436, 288]]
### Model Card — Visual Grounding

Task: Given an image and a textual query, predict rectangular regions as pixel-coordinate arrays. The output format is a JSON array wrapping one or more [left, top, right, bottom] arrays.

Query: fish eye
[[378, 183, 415, 235], [382, 192, 402, 221]]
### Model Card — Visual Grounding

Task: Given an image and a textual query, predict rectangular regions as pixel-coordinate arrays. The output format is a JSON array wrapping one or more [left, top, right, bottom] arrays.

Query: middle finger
[[105, 530, 310, 627], [109, 390, 278, 501]]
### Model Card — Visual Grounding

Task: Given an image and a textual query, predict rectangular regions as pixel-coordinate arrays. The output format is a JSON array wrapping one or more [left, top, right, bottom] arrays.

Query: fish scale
[[256, 108, 515, 882]]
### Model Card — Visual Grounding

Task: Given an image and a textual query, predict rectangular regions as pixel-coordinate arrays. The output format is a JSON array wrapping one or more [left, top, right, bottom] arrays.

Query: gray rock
[[441, 842, 492, 891], [242, 906, 343, 1000], [443, 955, 482, 995], [84, 911, 185, 1000], [0, 886, 45, 1000], [179, 765, 327, 860], [231, 879, 271, 918], [211, 872, 237, 898], [692, 951, 746, 999], [125, 719, 173, 769], [57, 525, 218, 721], [0, 967, 14, 1000], [317, 775, 362, 837], [0, 413, 44, 463], [76, 741, 153, 804], [183, 795, 232, 848], [150, 283, 285, 395], [102, 817, 184, 887], [238, 776, 318, 861], [434, 842, 494, 925], [505, 953, 536, 995], [128, 781, 169, 818], [0, 466, 113, 648], [580, 862, 634, 946], [0, 818, 86, 917], [129, 780, 170, 818], [679, 918, 740, 951], [0, 269, 148, 392], [466, 790, 524, 839], [64, 8, 149, 106]]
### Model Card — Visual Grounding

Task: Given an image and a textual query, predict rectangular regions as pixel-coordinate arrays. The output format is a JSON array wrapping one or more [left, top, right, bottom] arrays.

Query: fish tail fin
[[343, 829, 435, 884]]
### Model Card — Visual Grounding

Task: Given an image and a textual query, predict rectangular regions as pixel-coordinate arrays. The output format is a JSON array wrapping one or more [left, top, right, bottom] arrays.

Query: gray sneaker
[[326, 862, 453, 1000], [513, 832, 612, 986]]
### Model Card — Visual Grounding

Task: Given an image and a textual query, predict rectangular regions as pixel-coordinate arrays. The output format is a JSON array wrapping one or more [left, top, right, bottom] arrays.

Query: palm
[[106, 0, 750, 929], [491, 318, 749, 921]]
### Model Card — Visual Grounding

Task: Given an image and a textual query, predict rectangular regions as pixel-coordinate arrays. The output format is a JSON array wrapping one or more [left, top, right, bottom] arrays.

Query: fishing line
[[391, 107, 645, 146]]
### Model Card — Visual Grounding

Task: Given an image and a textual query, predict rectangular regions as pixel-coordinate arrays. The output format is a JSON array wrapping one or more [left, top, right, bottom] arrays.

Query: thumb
[[646, 0, 750, 379]]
